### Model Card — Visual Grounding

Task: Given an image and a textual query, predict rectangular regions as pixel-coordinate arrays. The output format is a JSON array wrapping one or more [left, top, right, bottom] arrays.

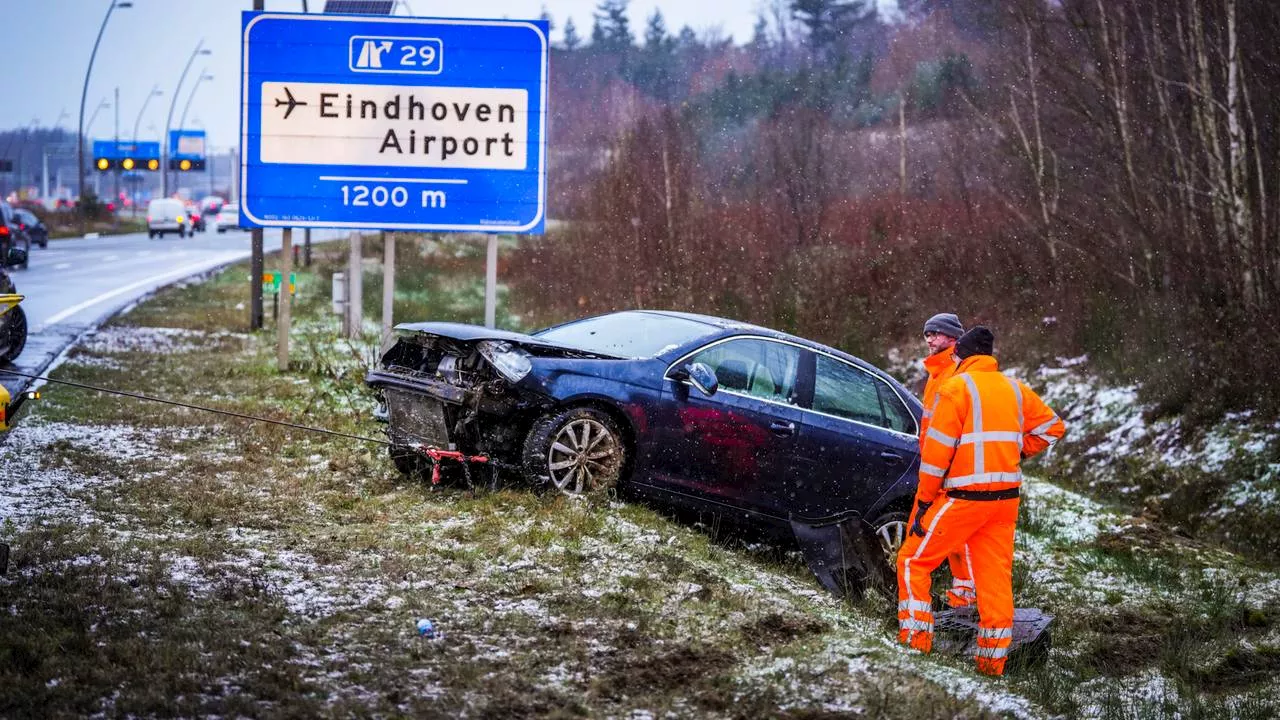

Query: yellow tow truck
[[1, 291, 29, 431]]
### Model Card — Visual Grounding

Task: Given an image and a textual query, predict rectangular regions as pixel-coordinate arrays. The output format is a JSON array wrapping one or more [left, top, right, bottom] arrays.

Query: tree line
[[521, 0, 1279, 422]]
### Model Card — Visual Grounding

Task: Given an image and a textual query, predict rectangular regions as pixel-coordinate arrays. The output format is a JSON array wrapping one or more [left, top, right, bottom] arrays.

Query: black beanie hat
[[954, 326, 994, 360]]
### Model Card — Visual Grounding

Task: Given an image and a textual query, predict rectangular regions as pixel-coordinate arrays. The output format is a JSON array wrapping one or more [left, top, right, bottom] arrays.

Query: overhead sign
[[93, 141, 162, 172], [169, 130, 207, 160], [240, 12, 549, 233], [93, 140, 161, 159]]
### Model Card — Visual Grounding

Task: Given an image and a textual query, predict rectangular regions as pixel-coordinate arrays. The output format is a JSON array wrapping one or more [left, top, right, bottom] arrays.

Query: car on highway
[[366, 310, 923, 586], [185, 203, 207, 233], [213, 203, 241, 233], [13, 208, 48, 249], [200, 195, 225, 218], [0, 202, 30, 269], [146, 198, 190, 238]]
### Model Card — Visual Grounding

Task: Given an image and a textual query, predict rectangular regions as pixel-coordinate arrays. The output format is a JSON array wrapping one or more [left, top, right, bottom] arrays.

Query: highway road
[[17, 228, 340, 331], [2, 227, 343, 406]]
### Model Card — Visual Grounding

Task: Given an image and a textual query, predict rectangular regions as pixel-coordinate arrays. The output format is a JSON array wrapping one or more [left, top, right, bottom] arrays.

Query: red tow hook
[[414, 445, 490, 484]]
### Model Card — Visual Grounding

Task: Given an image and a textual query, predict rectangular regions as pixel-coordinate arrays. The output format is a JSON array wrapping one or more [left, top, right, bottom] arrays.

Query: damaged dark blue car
[[365, 310, 922, 593]]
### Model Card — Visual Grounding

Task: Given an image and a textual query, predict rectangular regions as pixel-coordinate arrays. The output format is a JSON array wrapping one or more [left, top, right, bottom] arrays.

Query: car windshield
[[533, 312, 716, 358]]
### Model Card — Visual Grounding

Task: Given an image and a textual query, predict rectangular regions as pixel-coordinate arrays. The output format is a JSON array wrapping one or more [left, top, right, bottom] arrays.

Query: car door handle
[[770, 420, 796, 436], [880, 451, 904, 464]]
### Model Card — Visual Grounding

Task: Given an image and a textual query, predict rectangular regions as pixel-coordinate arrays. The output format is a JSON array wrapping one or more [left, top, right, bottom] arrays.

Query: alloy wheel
[[875, 518, 907, 562], [546, 417, 622, 495]]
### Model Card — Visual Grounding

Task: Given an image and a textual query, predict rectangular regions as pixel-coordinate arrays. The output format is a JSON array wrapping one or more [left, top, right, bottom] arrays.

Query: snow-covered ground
[[4, 326, 1279, 717]]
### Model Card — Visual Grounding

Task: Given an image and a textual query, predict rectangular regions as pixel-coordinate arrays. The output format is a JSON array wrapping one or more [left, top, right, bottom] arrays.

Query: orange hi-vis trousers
[[896, 495, 1019, 676]]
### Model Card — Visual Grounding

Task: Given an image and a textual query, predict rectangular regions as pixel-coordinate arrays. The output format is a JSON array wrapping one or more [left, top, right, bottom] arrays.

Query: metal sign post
[[485, 235, 497, 328], [250, 0, 264, 332], [381, 230, 395, 345], [347, 231, 363, 338], [279, 228, 292, 369]]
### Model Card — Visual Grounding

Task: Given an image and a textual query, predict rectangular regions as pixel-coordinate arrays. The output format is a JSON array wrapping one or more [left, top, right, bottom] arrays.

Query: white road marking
[[54, 263, 72, 270], [36, 252, 244, 330], [102, 255, 119, 262]]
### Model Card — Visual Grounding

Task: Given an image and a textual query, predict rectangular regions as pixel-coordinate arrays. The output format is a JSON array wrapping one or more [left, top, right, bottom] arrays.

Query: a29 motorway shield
[[240, 12, 548, 233]]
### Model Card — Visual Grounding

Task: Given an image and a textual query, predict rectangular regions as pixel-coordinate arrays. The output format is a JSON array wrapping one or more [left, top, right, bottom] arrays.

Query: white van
[[147, 198, 188, 238]]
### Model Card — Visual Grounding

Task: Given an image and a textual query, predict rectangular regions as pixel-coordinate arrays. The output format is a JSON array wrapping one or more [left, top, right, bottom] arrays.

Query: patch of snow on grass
[[79, 326, 212, 354], [1021, 476, 1118, 543]]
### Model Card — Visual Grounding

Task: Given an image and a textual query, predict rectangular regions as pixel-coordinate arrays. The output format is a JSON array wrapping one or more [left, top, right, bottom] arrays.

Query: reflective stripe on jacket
[[916, 355, 1066, 503], [920, 349, 958, 441]]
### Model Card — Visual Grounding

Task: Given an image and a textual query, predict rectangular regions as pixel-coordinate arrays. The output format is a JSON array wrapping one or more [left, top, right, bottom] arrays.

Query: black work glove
[[910, 500, 933, 538]]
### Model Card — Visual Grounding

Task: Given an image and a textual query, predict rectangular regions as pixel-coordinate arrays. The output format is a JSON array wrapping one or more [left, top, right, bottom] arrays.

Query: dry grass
[[0, 237, 1276, 718]]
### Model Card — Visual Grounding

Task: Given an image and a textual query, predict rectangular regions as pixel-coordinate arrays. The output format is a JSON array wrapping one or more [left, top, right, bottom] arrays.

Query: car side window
[[687, 338, 802, 404], [813, 354, 913, 433], [875, 380, 916, 434]]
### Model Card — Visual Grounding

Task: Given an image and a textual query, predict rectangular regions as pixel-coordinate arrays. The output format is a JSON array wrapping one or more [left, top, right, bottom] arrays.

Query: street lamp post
[[162, 39, 211, 197], [85, 98, 111, 139], [78, 0, 130, 221], [131, 86, 164, 216], [176, 70, 213, 140]]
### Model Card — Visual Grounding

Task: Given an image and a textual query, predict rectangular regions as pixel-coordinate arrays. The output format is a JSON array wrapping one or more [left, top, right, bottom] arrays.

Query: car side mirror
[[673, 362, 718, 397], [4, 246, 26, 268]]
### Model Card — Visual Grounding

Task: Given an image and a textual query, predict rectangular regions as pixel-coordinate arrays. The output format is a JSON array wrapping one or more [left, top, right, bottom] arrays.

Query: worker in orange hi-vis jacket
[[919, 312, 977, 610], [896, 326, 1066, 676]]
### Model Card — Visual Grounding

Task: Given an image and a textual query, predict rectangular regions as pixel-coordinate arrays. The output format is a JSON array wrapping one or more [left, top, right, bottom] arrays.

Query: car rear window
[[533, 312, 715, 358]]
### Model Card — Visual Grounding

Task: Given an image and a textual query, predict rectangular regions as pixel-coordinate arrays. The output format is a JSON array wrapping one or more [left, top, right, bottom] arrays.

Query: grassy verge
[[1, 235, 1277, 718], [48, 216, 148, 240]]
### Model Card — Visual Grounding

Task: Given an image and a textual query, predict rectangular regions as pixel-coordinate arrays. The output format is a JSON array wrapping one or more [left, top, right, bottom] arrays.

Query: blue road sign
[[94, 140, 161, 159], [169, 130, 207, 161], [240, 12, 549, 233]]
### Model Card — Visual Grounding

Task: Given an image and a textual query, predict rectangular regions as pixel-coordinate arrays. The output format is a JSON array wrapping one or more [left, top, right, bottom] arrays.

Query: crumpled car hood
[[393, 322, 621, 358]]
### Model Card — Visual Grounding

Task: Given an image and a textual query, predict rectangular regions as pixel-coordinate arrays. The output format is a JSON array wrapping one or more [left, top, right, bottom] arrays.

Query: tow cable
[[0, 367, 499, 485]]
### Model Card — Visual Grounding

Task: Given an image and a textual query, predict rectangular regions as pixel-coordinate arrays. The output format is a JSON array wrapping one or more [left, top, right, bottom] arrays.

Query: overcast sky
[[3, 1, 897, 151]]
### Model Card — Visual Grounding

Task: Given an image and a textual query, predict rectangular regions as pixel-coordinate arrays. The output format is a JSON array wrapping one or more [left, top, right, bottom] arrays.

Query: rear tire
[[0, 305, 28, 364], [523, 406, 627, 496], [871, 511, 909, 569]]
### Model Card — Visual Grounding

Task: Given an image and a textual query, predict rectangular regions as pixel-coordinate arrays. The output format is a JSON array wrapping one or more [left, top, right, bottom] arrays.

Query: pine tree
[[643, 9, 670, 52], [591, 0, 634, 52], [789, 0, 875, 57], [563, 17, 581, 50]]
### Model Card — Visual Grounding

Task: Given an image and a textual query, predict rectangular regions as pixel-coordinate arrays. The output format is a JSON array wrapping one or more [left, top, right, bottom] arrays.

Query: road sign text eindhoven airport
[[240, 12, 548, 233]]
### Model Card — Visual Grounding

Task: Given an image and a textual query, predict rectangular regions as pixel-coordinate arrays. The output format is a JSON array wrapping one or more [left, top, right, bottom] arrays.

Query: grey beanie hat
[[923, 312, 964, 339]]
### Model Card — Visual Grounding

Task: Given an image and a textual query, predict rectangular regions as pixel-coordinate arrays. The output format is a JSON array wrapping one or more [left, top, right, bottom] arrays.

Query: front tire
[[523, 406, 627, 496], [0, 305, 28, 363]]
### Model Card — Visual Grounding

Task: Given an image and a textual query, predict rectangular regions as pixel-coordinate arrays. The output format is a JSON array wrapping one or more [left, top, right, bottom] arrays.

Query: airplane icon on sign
[[274, 86, 307, 119]]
